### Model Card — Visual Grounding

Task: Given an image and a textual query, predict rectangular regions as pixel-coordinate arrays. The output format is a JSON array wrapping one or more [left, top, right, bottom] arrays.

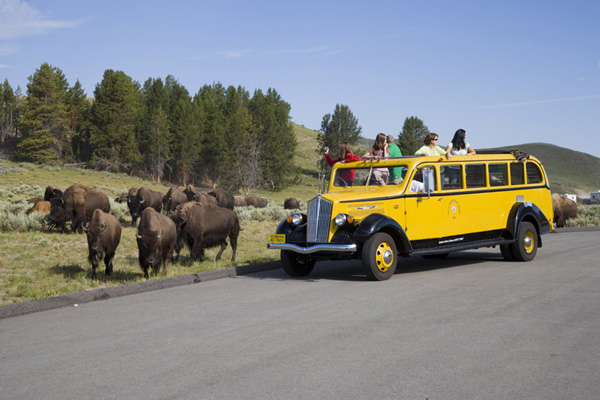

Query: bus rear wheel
[[281, 251, 315, 277], [361, 233, 397, 281], [509, 222, 538, 261]]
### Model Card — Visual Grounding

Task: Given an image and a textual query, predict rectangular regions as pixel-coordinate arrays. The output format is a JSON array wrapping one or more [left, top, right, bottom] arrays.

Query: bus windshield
[[332, 163, 409, 187]]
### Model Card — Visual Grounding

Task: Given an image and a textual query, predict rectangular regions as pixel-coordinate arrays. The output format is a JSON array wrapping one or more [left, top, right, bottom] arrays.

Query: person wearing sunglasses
[[415, 133, 446, 156]]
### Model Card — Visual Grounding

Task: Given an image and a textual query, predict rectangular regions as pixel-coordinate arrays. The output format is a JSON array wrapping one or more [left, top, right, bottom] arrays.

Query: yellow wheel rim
[[523, 231, 535, 254], [375, 242, 394, 272]]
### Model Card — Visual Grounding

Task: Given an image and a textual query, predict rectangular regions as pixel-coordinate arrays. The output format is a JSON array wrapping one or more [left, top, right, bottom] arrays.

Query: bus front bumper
[[267, 243, 357, 254]]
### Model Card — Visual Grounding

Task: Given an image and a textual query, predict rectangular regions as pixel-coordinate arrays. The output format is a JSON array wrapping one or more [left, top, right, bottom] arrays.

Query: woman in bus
[[363, 133, 390, 185], [415, 133, 446, 156], [324, 142, 361, 186], [445, 129, 476, 184]]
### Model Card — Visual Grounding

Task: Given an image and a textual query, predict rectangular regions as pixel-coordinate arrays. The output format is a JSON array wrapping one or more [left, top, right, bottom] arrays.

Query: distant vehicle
[[268, 151, 554, 280], [582, 198, 600, 205]]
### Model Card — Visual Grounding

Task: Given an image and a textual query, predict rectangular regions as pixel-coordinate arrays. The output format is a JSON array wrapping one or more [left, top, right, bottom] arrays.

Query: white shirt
[[447, 142, 472, 155]]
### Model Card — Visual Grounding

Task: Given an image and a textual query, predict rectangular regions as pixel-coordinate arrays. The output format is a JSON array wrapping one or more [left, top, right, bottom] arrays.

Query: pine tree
[[165, 76, 197, 185], [67, 80, 92, 162], [398, 116, 429, 155], [1, 79, 20, 144], [248, 88, 296, 189], [318, 104, 362, 168], [17, 63, 71, 163], [89, 69, 140, 171]]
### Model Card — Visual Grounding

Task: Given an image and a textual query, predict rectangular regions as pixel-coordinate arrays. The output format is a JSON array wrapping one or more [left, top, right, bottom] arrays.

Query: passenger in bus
[[324, 142, 361, 187], [445, 129, 476, 184], [363, 133, 390, 185], [387, 135, 404, 184], [415, 133, 446, 156]]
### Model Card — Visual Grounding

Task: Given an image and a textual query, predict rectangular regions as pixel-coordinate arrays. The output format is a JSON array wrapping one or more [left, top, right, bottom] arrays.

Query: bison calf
[[84, 209, 121, 279], [136, 207, 177, 279]]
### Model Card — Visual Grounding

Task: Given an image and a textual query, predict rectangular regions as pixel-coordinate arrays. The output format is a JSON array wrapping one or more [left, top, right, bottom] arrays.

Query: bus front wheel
[[281, 251, 315, 277], [361, 232, 397, 281], [509, 222, 538, 261]]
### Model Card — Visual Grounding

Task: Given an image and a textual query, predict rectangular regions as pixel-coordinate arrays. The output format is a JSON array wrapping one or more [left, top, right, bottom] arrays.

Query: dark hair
[[373, 133, 387, 151], [423, 133, 439, 145], [450, 129, 466, 151]]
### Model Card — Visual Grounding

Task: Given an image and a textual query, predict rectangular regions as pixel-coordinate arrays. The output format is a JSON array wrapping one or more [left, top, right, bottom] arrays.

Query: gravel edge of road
[[0, 261, 281, 320]]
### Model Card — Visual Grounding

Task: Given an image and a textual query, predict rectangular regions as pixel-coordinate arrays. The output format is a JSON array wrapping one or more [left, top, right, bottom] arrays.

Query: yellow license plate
[[269, 234, 285, 243]]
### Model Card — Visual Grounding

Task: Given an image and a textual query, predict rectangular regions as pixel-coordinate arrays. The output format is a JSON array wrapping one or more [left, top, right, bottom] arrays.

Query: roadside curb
[[0, 261, 281, 320]]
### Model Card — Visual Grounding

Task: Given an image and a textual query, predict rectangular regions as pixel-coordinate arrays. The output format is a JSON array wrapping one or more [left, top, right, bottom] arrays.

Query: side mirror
[[423, 167, 435, 197]]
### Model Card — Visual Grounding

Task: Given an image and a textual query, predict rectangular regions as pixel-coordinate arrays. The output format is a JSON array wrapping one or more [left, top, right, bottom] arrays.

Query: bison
[[208, 188, 235, 210], [49, 184, 110, 233], [284, 197, 301, 210], [234, 197, 247, 207], [26, 200, 51, 215], [162, 187, 188, 215], [128, 187, 163, 227], [552, 193, 578, 228], [171, 202, 239, 263], [183, 184, 199, 202], [84, 209, 121, 279], [136, 207, 177, 279], [245, 195, 267, 208]]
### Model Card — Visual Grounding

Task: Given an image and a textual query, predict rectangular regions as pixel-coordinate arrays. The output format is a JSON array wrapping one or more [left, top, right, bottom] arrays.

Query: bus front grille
[[307, 196, 332, 243]]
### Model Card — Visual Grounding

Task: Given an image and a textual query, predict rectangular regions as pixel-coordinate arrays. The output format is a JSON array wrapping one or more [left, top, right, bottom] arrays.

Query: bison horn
[[136, 233, 142, 239], [140, 198, 145, 204]]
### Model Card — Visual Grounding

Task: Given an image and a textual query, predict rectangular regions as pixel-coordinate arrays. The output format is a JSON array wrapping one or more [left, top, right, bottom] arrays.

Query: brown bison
[[84, 209, 121, 279], [49, 184, 110, 233], [245, 195, 268, 208], [26, 200, 51, 215], [162, 187, 188, 215], [128, 187, 163, 227], [284, 197, 301, 210], [114, 188, 137, 203], [171, 202, 239, 263], [136, 208, 177, 279], [234, 197, 247, 207], [183, 184, 199, 201], [208, 188, 235, 210], [552, 193, 577, 228]]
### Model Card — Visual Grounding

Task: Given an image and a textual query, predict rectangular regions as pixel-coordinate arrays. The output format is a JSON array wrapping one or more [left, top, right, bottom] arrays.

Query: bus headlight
[[286, 213, 305, 226], [334, 213, 355, 227]]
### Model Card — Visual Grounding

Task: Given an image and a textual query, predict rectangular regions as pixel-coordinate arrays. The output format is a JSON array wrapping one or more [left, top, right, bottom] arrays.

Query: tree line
[[1, 63, 296, 192], [318, 104, 431, 161]]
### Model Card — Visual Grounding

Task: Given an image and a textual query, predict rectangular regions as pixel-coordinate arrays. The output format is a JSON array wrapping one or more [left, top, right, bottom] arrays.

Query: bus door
[[403, 165, 444, 241]]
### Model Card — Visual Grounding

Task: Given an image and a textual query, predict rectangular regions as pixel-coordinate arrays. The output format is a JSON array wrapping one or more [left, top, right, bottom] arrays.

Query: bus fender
[[353, 213, 413, 255], [507, 203, 552, 245]]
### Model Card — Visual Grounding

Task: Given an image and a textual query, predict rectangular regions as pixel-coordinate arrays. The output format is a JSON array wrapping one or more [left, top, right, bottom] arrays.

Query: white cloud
[[479, 95, 600, 109], [0, 63, 9, 69], [0, 0, 84, 40], [191, 49, 252, 60]]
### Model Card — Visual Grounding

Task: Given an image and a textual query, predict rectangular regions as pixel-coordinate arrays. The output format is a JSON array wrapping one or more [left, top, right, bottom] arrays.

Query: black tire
[[361, 232, 397, 281], [509, 221, 538, 261], [422, 253, 449, 259], [500, 244, 515, 261], [281, 250, 316, 277]]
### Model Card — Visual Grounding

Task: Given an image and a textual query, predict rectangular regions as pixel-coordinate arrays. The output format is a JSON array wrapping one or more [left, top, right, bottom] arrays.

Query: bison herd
[[29, 184, 301, 280]]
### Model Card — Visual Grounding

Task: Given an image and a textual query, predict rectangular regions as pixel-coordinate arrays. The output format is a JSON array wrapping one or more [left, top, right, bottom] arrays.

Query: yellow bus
[[268, 150, 554, 280]]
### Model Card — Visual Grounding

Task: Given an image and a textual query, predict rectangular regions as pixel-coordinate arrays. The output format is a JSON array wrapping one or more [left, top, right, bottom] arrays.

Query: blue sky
[[1, 0, 599, 157]]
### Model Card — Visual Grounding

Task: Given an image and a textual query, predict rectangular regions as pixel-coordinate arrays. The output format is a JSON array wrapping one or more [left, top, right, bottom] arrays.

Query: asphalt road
[[1, 230, 599, 400]]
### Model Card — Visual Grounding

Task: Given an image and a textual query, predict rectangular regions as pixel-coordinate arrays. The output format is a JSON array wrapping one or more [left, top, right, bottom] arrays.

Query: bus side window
[[489, 163, 507, 186], [526, 162, 543, 184], [465, 164, 486, 188], [444, 165, 462, 190], [510, 163, 525, 185]]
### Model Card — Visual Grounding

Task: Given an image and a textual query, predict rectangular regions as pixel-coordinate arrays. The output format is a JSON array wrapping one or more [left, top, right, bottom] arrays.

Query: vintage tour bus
[[268, 150, 554, 280]]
